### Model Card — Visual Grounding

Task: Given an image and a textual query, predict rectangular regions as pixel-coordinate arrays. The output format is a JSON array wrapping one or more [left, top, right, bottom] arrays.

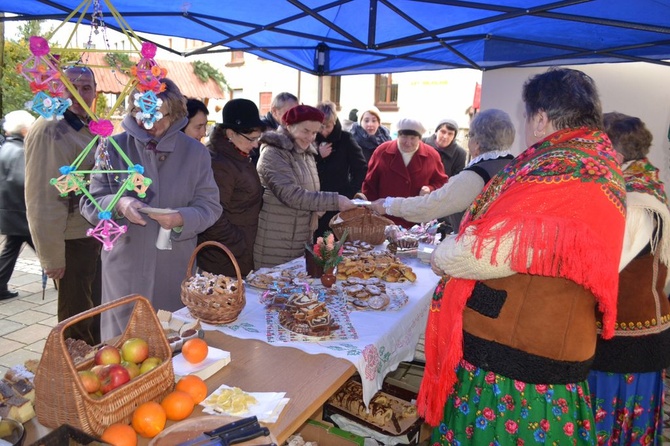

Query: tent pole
[[297, 70, 301, 102]]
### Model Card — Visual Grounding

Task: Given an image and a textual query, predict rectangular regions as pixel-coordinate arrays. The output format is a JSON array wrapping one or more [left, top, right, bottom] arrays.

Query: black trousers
[[0, 235, 35, 290], [58, 237, 102, 345]]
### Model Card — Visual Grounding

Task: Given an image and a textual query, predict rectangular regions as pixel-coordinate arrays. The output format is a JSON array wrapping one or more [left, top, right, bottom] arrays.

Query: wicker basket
[[329, 207, 393, 245], [180, 241, 246, 324], [34, 294, 174, 436]]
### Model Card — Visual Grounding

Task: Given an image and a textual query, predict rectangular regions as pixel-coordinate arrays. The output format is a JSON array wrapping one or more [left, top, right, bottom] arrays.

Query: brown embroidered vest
[[592, 250, 670, 373], [462, 274, 597, 384]]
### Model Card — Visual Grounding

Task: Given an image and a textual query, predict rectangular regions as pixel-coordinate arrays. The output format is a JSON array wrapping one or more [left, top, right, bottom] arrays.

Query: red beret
[[282, 105, 325, 126]]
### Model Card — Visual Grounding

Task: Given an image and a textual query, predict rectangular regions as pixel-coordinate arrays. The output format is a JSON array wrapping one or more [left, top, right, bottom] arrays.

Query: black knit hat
[[220, 99, 265, 130], [348, 108, 358, 122]]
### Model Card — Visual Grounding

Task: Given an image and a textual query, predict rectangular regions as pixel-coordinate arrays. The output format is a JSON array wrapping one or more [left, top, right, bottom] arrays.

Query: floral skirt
[[587, 369, 664, 446], [431, 360, 596, 445]]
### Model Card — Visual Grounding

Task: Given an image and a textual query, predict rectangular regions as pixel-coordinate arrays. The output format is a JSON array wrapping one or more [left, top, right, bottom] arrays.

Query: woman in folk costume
[[587, 112, 670, 446], [417, 68, 626, 445]]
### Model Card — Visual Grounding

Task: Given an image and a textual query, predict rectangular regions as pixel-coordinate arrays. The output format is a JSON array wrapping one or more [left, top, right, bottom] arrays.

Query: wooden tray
[[148, 415, 277, 445]]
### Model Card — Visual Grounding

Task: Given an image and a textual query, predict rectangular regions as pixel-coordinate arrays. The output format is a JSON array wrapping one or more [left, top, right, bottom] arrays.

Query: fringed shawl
[[624, 158, 670, 267], [417, 127, 627, 426]]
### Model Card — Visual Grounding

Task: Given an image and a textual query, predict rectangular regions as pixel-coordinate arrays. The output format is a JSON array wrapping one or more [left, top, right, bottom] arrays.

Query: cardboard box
[[29, 424, 111, 445], [382, 362, 424, 402], [323, 403, 423, 445], [322, 377, 423, 445], [290, 419, 365, 446]]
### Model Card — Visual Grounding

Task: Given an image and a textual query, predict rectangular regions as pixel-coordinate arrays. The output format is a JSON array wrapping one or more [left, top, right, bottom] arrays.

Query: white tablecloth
[[174, 255, 439, 406]]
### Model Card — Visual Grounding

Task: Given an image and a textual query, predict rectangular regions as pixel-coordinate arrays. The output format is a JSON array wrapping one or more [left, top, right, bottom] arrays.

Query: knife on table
[[197, 426, 272, 446], [215, 425, 270, 446], [175, 416, 260, 446]]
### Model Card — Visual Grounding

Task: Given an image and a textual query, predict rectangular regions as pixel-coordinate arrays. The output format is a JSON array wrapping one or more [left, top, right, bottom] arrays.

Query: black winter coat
[[422, 135, 468, 178], [197, 126, 263, 276], [0, 136, 30, 236], [314, 119, 368, 238]]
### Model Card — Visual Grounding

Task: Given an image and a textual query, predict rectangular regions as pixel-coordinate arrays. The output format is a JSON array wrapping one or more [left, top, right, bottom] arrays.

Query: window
[[259, 92, 272, 116], [226, 51, 245, 67], [374, 74, 399, 112]]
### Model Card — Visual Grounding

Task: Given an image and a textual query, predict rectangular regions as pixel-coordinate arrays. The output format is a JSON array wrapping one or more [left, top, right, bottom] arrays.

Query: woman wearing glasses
[[254, 105, 357, 268], [197, 99, 265, 276]]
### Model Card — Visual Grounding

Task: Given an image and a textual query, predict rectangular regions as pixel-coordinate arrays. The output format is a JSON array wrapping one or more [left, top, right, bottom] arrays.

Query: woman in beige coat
[[254, 105, 356, 268]]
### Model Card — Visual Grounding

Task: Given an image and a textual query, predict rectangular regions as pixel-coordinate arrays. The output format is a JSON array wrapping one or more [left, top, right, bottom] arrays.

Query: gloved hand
[[370, 198, 387, 215], [116, 196, 147, 226], [338, 195, 357, 211]]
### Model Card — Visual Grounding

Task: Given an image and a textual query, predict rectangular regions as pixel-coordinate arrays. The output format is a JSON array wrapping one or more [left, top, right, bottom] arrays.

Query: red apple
[[121, 360, 141, 379], [98, 364, 131, 394], [78, 370, 101, 393], [121, 337, 149, 364], [94, 345, 122, 365]]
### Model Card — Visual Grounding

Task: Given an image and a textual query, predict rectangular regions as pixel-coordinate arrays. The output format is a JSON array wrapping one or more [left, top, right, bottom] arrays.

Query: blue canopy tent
[[2, 0, 670, 75]]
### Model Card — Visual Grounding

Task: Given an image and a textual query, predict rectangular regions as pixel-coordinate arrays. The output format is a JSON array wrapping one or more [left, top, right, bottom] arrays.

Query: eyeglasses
[[235, 131, 262, 143]]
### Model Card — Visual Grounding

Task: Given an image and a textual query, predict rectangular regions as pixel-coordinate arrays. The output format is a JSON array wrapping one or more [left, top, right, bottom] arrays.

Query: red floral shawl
[[417, 127, 626, 426]]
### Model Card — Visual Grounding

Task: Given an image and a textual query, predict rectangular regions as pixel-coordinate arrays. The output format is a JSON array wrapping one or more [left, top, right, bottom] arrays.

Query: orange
[[160, 390, 195, 421], [131, 401, 167, 438], [181, 338, 208, 364], [101, 423, 137, 446], [176, 374, 209, 404]]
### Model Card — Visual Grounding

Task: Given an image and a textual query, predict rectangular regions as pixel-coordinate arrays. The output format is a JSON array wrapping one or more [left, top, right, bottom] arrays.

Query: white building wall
[[338, 69, 482, 137], [481, 63, 670, 185]]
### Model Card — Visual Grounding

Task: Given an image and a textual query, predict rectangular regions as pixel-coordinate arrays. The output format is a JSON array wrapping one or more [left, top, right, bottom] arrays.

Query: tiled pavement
[[2, 237, 670, 442]]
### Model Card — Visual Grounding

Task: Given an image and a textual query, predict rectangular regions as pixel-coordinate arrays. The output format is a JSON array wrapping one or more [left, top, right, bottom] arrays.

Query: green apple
[[139, 357, 162, 374], [121, 360, 141, 379]]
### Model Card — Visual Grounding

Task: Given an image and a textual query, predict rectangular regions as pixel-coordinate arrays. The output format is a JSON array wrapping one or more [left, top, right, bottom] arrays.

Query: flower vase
[[320, 268, 336, 288], [305, 247, 324, 278]]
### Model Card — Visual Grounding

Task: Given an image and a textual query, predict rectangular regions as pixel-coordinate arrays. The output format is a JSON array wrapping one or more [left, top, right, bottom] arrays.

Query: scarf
[[624, 158, 668, 206], [417, 127, 627, 426], [351, 123, 391, 152]]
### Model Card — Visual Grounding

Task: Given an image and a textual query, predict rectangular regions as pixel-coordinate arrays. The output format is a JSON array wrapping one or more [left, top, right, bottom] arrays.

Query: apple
[[78, 370, 101, 393], [121, 360, 141, 379], [90, 364, 105, 377], [139, 357, 162, 375], [98, 364, 131, 394], [95, 345, 122, 365], [121, 337, 149, 364]]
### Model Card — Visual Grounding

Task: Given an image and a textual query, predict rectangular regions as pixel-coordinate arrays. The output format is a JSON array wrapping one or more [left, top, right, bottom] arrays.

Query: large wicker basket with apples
[[34, 294, 174, 436]]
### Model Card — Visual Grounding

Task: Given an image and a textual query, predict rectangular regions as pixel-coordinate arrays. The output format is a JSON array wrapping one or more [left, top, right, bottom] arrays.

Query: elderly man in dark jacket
[[0, 110, 36, 300]]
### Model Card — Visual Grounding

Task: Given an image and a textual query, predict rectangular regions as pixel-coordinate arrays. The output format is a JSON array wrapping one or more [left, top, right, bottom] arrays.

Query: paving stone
[[4, 324, 53, 345], [6, 309, 53, 325]]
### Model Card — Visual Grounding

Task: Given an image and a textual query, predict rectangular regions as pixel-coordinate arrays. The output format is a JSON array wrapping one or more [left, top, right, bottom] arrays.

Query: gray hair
[[3, 110, 36, 136], [469, 109, 515, 153], [315, 100, 338, 123], [271, 92, 298, 110]]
